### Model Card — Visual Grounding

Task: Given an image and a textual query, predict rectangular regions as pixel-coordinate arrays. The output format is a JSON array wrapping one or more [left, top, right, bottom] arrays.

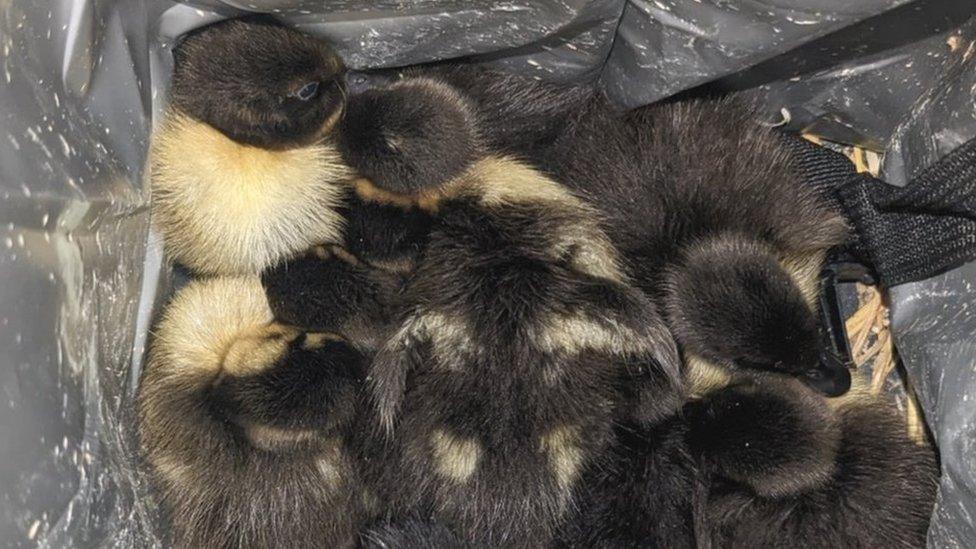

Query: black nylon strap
[[877, 138, 976, 219], [779, 133, 976, 288], [776, 133, 850, 213]]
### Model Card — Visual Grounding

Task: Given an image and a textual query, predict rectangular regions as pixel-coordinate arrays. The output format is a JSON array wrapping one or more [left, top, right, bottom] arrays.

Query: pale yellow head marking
[[778, 249, 827, 308], [540, 425, 584, 492], [244, 424, 317, 451], [533, 313, 651, 359], [302, 332, 344, 350], [152, 276, 275, 378], [685, 352, 733, 398], [221, 323, 301, 377], [430, 430, 482, 483]]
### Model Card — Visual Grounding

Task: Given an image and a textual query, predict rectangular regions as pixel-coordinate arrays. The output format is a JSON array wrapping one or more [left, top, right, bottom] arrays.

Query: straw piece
[[845, 287, 881, 338], [870, 329, 894, 394], [849, 290, 883, 360], [865, 150, 882, 176]]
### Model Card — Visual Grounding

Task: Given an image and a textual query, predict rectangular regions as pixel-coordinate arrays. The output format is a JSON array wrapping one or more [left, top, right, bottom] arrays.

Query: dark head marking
[[170, 16, 346, 149], [666, 233, 851, 397], [339, 78, 481, 196]]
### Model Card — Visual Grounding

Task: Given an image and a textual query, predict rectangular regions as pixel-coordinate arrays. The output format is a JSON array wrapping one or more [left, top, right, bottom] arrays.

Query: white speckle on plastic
[[58, 134, 72, 157], [27, 519, 41, 540], [785, 16, 820, 26]]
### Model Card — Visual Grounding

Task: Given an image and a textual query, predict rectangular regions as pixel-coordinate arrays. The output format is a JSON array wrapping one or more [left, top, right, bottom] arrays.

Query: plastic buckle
[[818, 255, 877, 371]]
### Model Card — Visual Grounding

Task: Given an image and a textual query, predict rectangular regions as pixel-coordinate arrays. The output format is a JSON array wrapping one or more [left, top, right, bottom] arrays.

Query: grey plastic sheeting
[[602, 0, 914, 108], [881, 15, 976, 546], [0, 0, 159, 546], [890, 262, 976, 549], [0, 0, 973, 547], [734, 0, 976, 151]]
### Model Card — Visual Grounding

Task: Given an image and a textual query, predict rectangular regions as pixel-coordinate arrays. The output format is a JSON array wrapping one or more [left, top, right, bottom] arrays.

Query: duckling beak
[[802, 352, 852, 397]]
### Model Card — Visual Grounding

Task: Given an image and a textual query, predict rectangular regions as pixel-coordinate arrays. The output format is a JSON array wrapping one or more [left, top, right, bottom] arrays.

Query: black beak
[[802, 352, 852, 397]]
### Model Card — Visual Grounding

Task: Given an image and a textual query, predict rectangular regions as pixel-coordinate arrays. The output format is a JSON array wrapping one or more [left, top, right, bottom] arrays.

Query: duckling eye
[[294, 81, 319, 101]]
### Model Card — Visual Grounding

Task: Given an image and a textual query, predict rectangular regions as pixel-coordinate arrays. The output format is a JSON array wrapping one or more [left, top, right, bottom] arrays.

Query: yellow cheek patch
[[221, 323, 301, 377], [354, 178, 420, 209], [352, 177, 451, 212], [302, 332, 344, 351]]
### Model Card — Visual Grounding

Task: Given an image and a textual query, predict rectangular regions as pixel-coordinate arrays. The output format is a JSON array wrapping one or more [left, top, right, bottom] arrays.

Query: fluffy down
[[150, 113, 350, 276], [137, 276, 370, 549], [364, 149, 681, 546], [378, 65, 935, 548]]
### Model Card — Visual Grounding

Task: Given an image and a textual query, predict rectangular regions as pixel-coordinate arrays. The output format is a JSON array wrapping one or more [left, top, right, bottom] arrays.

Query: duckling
[[347, 77, 683, 547], [560, 372, 936, 549], [688, 377, 937, 549], [261, 65, 483, 334], [137, 276, 369, 548], [152, 16, 350, 276], [562, 97, 850, 396]]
